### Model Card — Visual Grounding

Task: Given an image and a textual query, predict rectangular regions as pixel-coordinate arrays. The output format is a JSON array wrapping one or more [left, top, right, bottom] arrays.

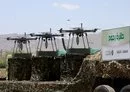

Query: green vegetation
[[0, 59, 6, 68], [0, 51, 12, 68]]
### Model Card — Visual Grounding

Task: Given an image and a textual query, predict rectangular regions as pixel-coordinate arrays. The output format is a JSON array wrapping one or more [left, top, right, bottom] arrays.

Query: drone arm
[[84, 29, 97, 32], [7, 37, 19, 40], [26, 38, 37, 40], [59, 28, 63, 33], [58, 29, 74, 33], [52, 34, 64, 37], [30, 33, 43, 37]]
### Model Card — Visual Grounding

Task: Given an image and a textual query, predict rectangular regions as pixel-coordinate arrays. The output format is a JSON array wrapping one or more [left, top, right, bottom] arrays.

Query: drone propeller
[[59, 28, 63, 33], [92, 28, 98, 32], [30, 33, 35, 37]]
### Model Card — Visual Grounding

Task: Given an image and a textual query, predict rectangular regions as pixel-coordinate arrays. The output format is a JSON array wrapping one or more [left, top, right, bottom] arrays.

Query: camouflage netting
[[31, 56, 62, 81], [5, 50, 130, 92], [62, 54, 85, 79], [86, 51, 130, 78], [96, 60, 130, 78], [0, 81, 71, 92], [8, 58, 32, 81], [0, 57, 96, 92], [61, 56, 96, 92], [4, 53, 96, 92]]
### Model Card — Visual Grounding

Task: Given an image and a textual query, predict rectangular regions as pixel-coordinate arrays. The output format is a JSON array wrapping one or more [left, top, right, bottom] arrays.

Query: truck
[[93, 26, 130, 92]]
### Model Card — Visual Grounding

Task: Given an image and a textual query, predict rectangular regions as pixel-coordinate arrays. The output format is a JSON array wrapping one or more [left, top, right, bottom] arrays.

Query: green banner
[[102, 26, 130, 46]]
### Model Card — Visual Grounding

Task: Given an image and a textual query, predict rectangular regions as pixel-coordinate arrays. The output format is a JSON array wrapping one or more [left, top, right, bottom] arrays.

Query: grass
[[0, 59, 6, 68], [0, 52, 12, 68]]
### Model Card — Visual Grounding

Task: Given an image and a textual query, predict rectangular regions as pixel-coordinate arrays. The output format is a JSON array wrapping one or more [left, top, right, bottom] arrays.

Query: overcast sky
[[0, 0, 130, 34]]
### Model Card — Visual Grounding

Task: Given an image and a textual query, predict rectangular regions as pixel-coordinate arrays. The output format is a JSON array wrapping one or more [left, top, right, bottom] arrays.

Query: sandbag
[[31, 56, 61, 81], [8, 58, 32, 81]]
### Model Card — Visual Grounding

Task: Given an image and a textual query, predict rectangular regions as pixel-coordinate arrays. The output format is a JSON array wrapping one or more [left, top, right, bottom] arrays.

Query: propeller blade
[[58, 28, 63, 33]]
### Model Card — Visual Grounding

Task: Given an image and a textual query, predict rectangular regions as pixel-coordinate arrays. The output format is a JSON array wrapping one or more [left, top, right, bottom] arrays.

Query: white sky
[[0, 0, 130, 34]]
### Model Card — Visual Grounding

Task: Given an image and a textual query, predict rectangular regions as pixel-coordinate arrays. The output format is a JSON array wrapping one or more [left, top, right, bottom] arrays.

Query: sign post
[[102, 26, 130, 61]]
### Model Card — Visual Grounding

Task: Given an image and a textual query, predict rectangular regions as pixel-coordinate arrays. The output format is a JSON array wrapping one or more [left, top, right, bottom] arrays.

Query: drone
[[7, 33, 37, 54], [30, 28, 63, 51], [59, 23, 98, 34], [58, 23, 98, 50]]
